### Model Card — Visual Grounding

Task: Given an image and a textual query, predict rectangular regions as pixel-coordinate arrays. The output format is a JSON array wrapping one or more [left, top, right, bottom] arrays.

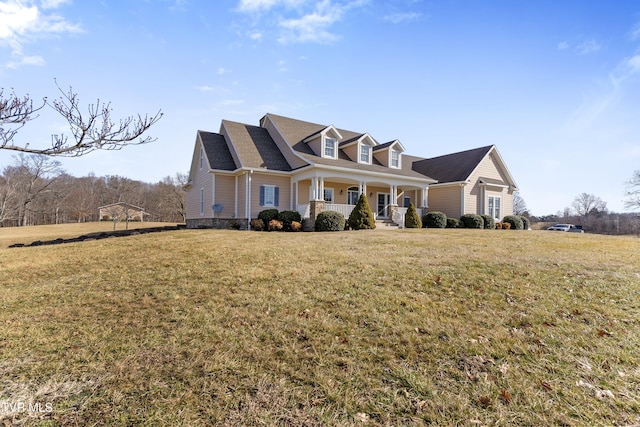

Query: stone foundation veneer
[[186, 218, 248, 230]]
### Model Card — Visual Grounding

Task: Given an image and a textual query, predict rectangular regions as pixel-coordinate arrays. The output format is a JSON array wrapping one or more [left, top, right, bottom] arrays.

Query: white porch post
[[319, 177, 325, 201], [234, 175, 238, 218], [311, 176, 318, 201], [422, 187, 429, 209]]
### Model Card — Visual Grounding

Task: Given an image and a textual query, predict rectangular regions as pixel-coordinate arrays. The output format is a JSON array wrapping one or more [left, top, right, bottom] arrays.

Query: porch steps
[[376, 219, 400, 230]]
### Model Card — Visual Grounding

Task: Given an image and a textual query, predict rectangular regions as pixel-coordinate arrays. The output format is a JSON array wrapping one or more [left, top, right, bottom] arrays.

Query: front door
[[377, 193, 391, 218]]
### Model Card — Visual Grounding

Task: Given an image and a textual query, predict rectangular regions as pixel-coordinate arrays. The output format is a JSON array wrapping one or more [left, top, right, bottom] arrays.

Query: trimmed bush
[[348, 193, 376, 230], [423, 211, 447, 228], [404, 203, 422, 229], [316, 211, 346, 232], [460, 214, 484, 229], [521, 216, 531, 230], [447, 218, 463, 228], [268, 219, 284, 231], [250, 219, 265, 231], [278, 210, 302, 231], [290, 221, 302, 232], [503, 215, 524, 230], [481, 215, 495, 230], [258, 209, 279, 227]]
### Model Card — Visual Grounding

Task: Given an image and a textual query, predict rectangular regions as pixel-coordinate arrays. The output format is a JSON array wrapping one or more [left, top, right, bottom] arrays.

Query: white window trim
[[323, 137, 337, 159], [323, 187, 334, 203], [359, 143, 372, 165], [390, 149, 401, 169], [199, 188, 204, 215], [263, 184, 276, 207], [199, 149, 204, 170], [488, 195, 502, 219]]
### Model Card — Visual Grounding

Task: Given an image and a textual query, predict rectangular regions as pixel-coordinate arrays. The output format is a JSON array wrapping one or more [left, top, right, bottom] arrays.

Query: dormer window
[[324, 137, 337, 159], [391, 150, 400, 168], [360, 144, 371, 164]]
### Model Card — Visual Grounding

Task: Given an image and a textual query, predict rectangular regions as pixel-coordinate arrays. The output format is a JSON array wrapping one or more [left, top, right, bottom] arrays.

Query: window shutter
[[259, 185, 265, 206], [274, 187, 279, 206]]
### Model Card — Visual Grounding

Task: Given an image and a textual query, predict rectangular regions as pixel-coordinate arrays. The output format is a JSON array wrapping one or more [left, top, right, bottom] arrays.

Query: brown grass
[[0, 226, 639, 426]]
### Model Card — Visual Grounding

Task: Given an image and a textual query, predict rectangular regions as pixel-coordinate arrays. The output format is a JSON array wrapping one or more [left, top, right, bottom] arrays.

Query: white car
[[547, 223, 584, 233]]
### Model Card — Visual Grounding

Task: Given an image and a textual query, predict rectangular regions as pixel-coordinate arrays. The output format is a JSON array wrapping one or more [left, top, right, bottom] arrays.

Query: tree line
[[1, 154, 186, 227]]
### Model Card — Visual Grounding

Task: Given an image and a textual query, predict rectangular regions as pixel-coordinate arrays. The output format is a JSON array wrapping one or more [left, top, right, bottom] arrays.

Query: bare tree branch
[[0, 81, 162, 157], [624, 170, 640, 211]]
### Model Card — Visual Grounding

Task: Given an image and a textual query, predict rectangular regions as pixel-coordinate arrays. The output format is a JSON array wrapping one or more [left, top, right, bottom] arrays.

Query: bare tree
[[9, 154, 64, 226], [1, 81, 162, 156], [512, 191, 528, 216], [572, 193, 607, 220], [624, 170, 640, 211]]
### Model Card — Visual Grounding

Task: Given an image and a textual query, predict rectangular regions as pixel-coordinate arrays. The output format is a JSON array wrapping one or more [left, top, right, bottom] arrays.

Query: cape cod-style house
[[184, 113, 518, 229]]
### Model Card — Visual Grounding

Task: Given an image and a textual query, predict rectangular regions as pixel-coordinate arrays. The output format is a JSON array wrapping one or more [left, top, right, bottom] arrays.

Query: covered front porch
[[291, 169, 431, 228]]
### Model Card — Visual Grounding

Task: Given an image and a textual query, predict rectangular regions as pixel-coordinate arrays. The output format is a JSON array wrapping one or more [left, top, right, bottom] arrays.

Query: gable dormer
[[339, 133, 377, 165], [373, 139, 405, 169], [302, 125, 343, 159]]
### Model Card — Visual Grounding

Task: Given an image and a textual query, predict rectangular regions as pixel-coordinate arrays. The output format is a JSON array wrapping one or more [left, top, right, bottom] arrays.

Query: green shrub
[[404, 203, 422, 228], [258, 209, 279, 227], [481, 215, 495, 230], [348, 193, 376, 230], [268, 219, 284, 231], [446, 218, 462, 228], [277, 210, 302, 231], [521, 216, 530, 230], [250, 219, 264, 231], [503, 215, 523, 230], [460, 214, 484, 229], [316, 211, 346, 232], [423, 211, 447, 228]]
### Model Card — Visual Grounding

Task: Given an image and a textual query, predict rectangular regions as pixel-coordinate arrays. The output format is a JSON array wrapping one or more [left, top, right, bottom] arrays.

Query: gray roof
[[264, 114, 431, 179], [412, 145, 494, 183], [199, 131, 237, 171], [221, 120, 292, 171], [198, 114, 500, 185]]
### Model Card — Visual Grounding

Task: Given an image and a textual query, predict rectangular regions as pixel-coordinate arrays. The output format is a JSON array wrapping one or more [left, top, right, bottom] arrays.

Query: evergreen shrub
[[503, 215, 524, 230], [258, 209, 279, 226], [461, 214, 484, 229], [316, 211, 346, 232], [481, 215, 495, 230], [447, 218, 462, 228], [348, 193, 376, 230], [423, 211, 447, 228], [404, 203, 422, 228]]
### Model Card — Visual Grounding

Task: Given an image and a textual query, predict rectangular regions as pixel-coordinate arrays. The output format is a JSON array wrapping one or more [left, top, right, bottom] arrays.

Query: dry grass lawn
[[0, 224, 639, 426]]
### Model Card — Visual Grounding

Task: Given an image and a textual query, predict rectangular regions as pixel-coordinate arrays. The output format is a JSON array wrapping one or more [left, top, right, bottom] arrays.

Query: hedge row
[[421, 211, 529, 230], [252, 209, 302, 231]]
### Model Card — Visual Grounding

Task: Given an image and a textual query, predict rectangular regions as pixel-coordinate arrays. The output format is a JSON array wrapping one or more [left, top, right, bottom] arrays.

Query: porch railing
[[325, 204, 355, 219]]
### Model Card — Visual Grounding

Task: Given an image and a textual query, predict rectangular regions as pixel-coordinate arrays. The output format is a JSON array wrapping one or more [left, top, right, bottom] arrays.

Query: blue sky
[[1, 0, 639, 215]]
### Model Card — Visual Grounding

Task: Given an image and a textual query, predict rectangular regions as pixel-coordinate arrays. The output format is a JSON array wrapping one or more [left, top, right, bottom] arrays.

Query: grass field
[[1, 224, 639, 426]]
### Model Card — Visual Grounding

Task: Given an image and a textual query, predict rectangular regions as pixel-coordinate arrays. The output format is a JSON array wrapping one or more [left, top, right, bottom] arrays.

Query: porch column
[[422, 187, 429, 209], [390, 185, 398, 206], [311, 177, 318, 201], [319, 177, 325, 201]]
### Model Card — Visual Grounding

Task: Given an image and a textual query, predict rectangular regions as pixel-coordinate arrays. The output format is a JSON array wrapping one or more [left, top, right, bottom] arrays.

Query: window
[[324, 188, 334, 203], [488, 196, 501, 219], [260, 185, 279, 207], [324, 137, 337, 158], [391, 150, 400, 168], [200, 188, 204, 215], [199, 149, 204, 169], [347, 186, 359, 205], [360, 144, 371, 164], [404, 197, 411, 208]]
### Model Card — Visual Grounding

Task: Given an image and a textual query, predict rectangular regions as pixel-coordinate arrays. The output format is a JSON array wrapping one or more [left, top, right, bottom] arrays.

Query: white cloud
[[236, 0, 368, 44], [576, 38, 602, 55], [557, 41, 569, 50], [237, 0, 301, 12], [627, 53, 640, 73], [631, 21, 640, 41], [277, 0, 358, 44], [383, 12, 421, 24], [0, 0, 82, 67]]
